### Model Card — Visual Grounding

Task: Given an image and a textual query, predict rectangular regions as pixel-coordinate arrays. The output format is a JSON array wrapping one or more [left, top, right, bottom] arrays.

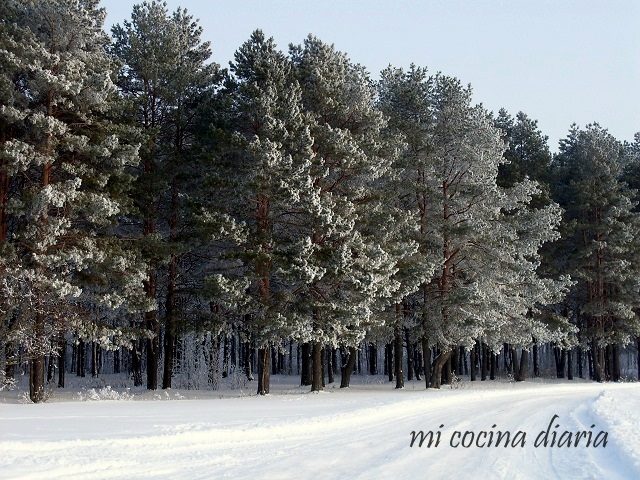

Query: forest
[[1, 0, 639, 404]]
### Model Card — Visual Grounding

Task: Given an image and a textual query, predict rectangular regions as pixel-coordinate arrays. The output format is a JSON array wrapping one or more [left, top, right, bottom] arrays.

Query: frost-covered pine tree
[[201, 30, 317, 395], [289, 37, 413, 391], [551, 124, 640, 382], [379, 69, 569, 387], [111, 1, 218, 390], [0, 0, 146, 402]]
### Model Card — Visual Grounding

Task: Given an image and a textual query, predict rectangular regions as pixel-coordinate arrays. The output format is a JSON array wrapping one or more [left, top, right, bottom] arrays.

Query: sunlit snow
[[1, 375, 638, 479]]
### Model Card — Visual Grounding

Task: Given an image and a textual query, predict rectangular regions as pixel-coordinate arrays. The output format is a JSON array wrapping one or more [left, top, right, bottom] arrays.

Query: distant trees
[[1, 2, 638, 401], [550, 124, 640, 382]]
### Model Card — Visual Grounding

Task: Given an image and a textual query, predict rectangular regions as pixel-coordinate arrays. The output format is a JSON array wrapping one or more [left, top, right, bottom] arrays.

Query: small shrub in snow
[[77, 386, 133, 401]]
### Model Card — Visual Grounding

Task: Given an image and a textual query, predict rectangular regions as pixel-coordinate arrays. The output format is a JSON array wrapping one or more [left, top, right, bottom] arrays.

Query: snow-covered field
[[1, 376, 639, 479]]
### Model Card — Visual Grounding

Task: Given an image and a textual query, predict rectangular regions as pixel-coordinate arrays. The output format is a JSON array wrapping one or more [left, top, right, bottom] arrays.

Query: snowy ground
[[1, 375, 639, 479]]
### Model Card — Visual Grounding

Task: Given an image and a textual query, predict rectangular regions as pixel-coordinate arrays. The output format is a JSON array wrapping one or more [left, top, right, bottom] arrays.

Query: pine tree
[[0, 0, 145, 402], [201, 30, 316, 395], [289, 37, 413, 391], [111, 0, 218, 389], [379, 69, 568, 388]]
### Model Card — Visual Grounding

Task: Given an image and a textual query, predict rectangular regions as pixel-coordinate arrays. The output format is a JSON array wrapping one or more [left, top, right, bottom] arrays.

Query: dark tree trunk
[[451, 345, 459, 377], [163, 252, 178, 389], [300, 342, 312, 386], [567, 349, 574, 380], [257, 346, 270, 395], [470, 344, 476, 381], [368, 343, 377, 375], [406, 335, 414, 381], [131, 340, 143, 387], [429, 349, 451, 389], [577, 346, 584, 379], [327, 347, 335, 384], [503, 343, 510, 374], [386, 342, 394, 382], [512, 348, 527, 382], [29, 355, 45, 403], [57, 338, 65, 388], [91, 342, 98, 378], [422, 337, 430, 388], [146, 316, 159, 390], [532, 339, 540, 377], [114, 347, 120, 375], [311, 342, 323, 391], [442, 355, 452, 385], [46, 352, 54, 384], [394, 313, 404, 389], [414, 347, 422, 381], [490, 351, 497, 380], [591, 339, 604, 382], [637, 337, 640, 381], [480, 341, 487, 381], [4, 340, 15, 381], [612, 344, 621, 381], [340, 346, 357, 388], [80, 340, 87, 378], [554, 346, 566, 378], [244, 338, 254, 381]]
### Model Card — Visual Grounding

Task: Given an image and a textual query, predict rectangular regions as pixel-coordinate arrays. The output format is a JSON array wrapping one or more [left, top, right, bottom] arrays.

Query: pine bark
[[429, 349, 451, 389], [340, 346, 357, 388], [394, 304, 404, 389], [421, 336, 430, 388], [29, 313, 45, 403], [300, 342, 312, 385], [311, 341, 323, 391], [257, 346, 271, 395]]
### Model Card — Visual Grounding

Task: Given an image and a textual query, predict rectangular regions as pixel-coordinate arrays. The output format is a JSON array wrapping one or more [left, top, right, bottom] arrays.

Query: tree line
[[1, 0, 639, 402]]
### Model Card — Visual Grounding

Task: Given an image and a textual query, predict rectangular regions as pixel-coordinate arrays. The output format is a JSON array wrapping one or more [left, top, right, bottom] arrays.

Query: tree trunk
[[612, 344, 621, 381], [591, 339, 604, 382], [567, 349, 574, 380], [386, 342, 394, 382], [162, 254, 178, 389], [145, 308, 159, 390], [470, 344, 476, 381], [131, 340, 143, 387], [429, 349, 452, 389], [300, 342, 312, 386], [512, 347, 527, 382], [368, 343, 377, 375], [57, 337, 65, 388], [554, 346, 566, 378], [490, 351, 496, 380], [257, 346, 270, 395], [637, 337, 640, 381], [532, 339, 540, 377], [327, 347, 334, 384], [442, 355, 452, 385], [340, 346, 357, 388], [394, 307, 404, 389], [406, 336, 414, 381], [311, 341, 323, 391], [480, 341, 487, 381], [91, 342, 98, 378], [421, 336, 430, 388], [414, 347, 422, 381]]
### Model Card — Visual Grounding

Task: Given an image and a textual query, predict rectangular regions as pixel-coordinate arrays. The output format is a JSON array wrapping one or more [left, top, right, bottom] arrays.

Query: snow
[[1, 376, 639, 479]]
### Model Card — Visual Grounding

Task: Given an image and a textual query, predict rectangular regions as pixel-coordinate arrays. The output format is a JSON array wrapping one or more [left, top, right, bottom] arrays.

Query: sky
[[100, 0, 640, 152]]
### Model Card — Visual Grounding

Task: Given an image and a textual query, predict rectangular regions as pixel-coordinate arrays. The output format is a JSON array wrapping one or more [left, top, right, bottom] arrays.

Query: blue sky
[[101, 0, 639, 152]]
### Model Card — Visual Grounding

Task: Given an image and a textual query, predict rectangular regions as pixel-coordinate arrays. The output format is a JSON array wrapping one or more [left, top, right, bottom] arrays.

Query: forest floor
[[0, 374, 639, 479]]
